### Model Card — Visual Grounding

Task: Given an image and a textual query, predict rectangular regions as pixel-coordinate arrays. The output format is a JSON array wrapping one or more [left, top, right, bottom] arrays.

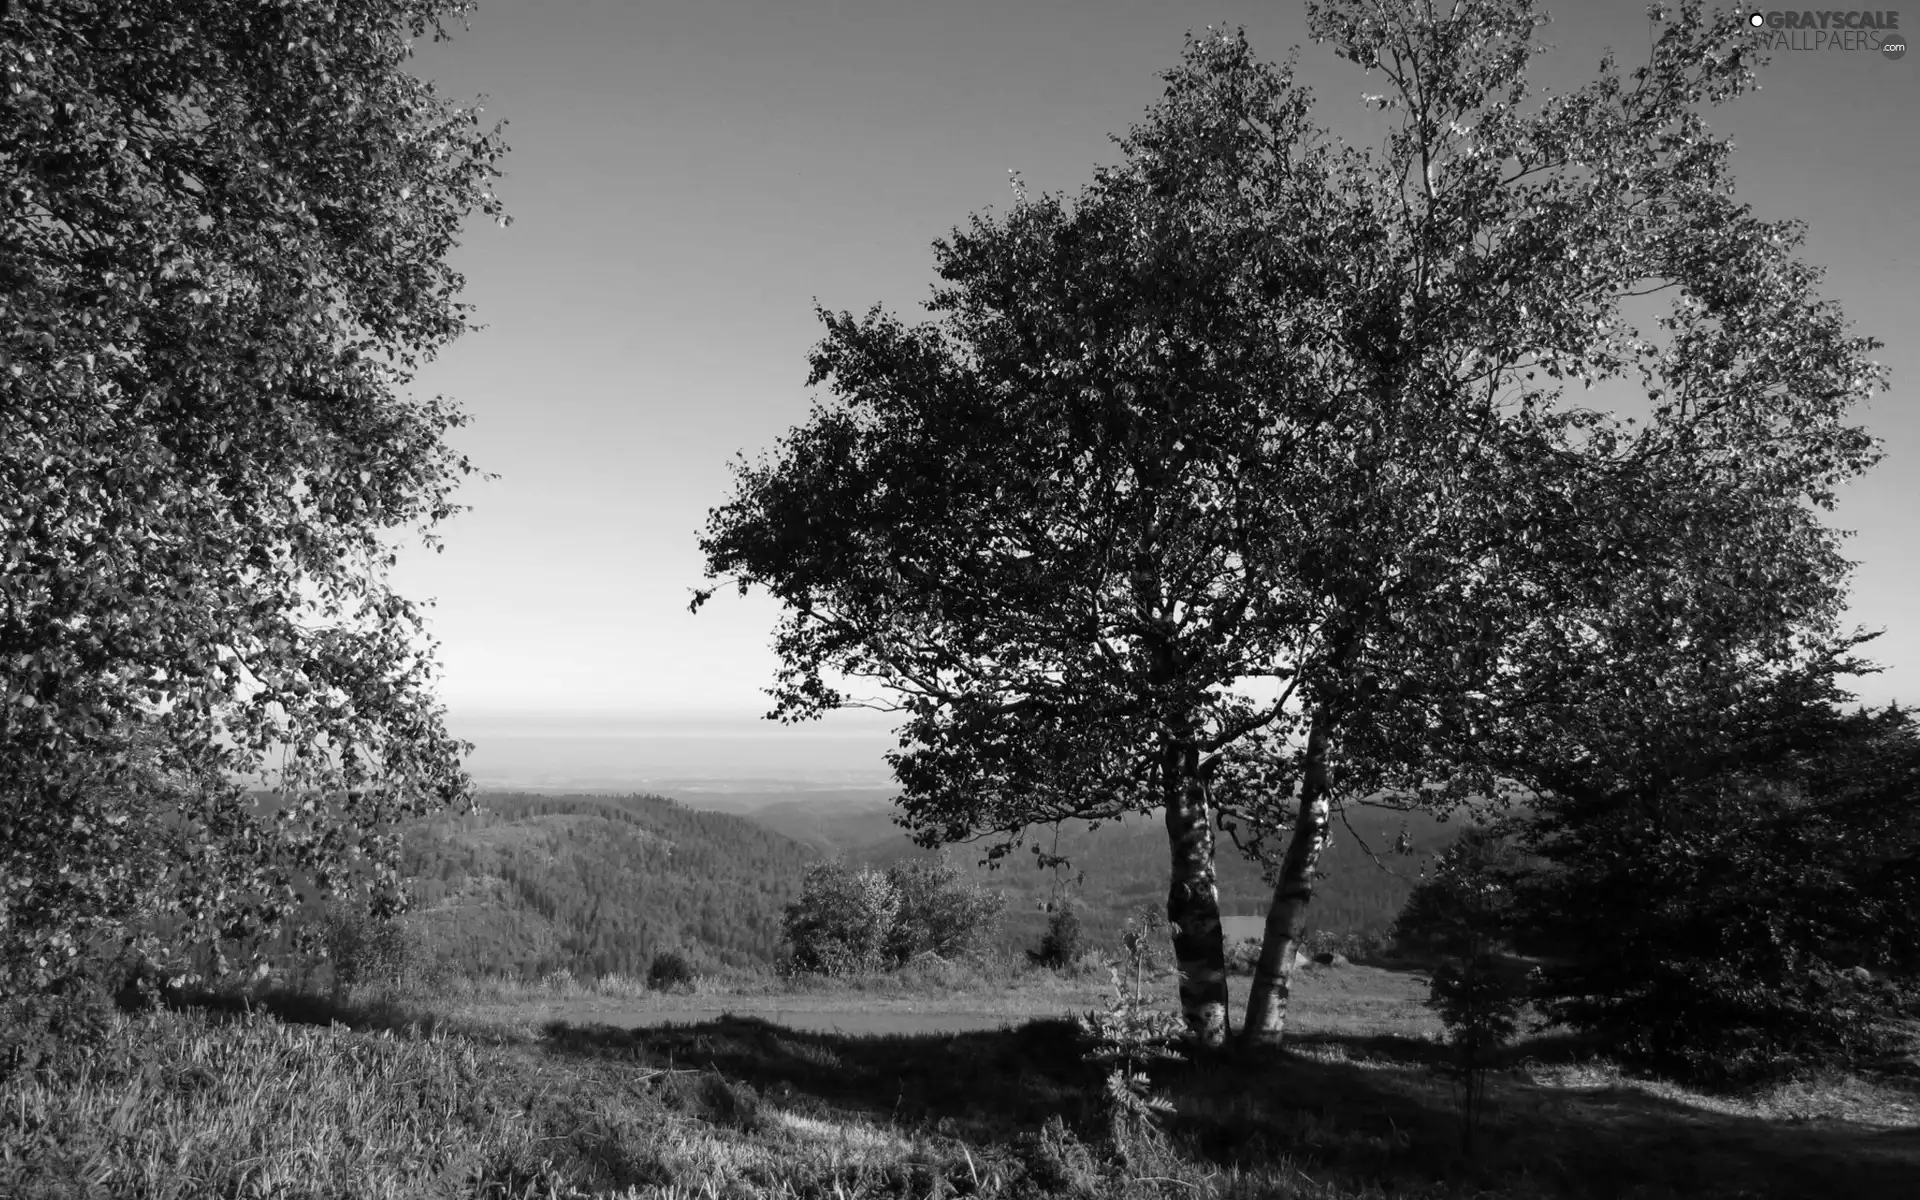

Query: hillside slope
[[385, 789, 1468, 982], [826, 804, 1462, 953], [397, 792, 822, 976]]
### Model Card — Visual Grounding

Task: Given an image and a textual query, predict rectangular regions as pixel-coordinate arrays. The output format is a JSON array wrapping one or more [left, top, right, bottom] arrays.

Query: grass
[[4, 963, 1916, 1199]]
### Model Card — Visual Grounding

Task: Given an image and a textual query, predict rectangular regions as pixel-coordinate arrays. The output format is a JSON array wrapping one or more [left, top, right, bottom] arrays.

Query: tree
[[1499, 697, 1920, 1083], [884, 851, 1006, 962], [1, 0, 507, 996], [1390, 826, 1530, 1154], [781, 860, 901, 976], [1029, 902, 1087, 971], [781, 855, 1005, 975], [698, 1, 1883, 1048]]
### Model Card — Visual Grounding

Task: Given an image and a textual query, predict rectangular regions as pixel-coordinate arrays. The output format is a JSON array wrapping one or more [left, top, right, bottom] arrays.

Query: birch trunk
[[1240, 709, 1334, 1046], [1162, 734, 1230, 1049]]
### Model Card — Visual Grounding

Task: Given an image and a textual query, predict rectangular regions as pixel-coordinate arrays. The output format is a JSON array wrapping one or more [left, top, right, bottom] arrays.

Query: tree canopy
[[699, 0, 1885, 1048], [1399, 695, 1920, 1084], [1, 0, 507, 994]]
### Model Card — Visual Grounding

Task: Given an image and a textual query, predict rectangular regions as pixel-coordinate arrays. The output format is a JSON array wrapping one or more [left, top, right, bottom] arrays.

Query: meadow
[[6, 955, 1917, 1199]]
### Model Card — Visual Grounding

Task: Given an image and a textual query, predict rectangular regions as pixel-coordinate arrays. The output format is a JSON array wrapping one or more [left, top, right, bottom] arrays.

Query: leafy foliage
[[646, 950, 697, 993], [1396, 700, 1920, 1086], [884, 852, 1008, 963], [1, 0, 508, 996], [1515, 702, 1920, 1084], [782, 853, 1005, 976], [1077, 909, 1186, 1159], [1028, 903, 1087, 972], [0, 967, 117, 1085], [393, 793, 818, 977], [308, 896, 432, 1004], [781, 862, 903, 977], [1395, 829, 1531, 1154], [699, 0, 1886, 1050], [1391, 826, 1530, 963]]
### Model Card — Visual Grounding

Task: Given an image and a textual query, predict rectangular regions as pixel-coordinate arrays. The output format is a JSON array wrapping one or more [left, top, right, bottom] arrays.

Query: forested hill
[[824, 804, 1464, 953], [388, 790, 1467, 982], [396, 792, 822, 978]]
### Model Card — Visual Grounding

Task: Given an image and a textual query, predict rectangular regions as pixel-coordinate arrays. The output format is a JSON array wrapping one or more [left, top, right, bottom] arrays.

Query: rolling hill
[[787, 801, 1464, 954], [393, 792, 822, 977], [377, 788, 1468, 982]]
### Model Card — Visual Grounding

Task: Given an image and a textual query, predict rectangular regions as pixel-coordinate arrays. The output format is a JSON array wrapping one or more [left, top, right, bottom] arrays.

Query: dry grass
[[4, 962, 1914, 1199]]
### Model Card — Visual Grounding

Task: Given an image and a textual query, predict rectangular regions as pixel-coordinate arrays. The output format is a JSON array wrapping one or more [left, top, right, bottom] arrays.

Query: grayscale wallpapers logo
[[1745, 10, 1906, 57]]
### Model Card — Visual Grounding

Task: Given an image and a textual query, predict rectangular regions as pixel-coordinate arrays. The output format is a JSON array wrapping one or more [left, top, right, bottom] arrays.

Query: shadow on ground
[[540, 1013, 1920, 1200]]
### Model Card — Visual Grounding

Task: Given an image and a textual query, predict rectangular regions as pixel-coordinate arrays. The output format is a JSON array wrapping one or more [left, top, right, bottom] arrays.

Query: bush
[[1224, 937, 1263, 976], [1390, 826, 1529, 964], [0, 972, 117, 1084], [885, 852, 1007, 962], [1394, 704, 1920, 1085], [783, 854, 1005, 976], [1078, 908, 1185, 1163], [1397, 831, 1530, 1155], [1028, 903, 1087, 971], [1521, 769, 1918, 1083], [782, 861, 902, 976], [305, 898, 430, 1002], [647, 950, 697, 992]]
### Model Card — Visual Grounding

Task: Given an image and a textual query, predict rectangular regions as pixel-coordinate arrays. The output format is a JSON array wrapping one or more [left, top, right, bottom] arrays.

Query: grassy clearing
[[4, 964, 1916, 1199], [434, 953, 1120, 1026]]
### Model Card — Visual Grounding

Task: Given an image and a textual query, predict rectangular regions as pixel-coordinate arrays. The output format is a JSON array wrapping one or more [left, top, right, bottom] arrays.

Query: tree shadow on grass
[[543, 1014, 1102, 1141], [1178, 1033, 1920, 1200], [138, 982, 519, 1045], [540, 1015, 1920, 1200]]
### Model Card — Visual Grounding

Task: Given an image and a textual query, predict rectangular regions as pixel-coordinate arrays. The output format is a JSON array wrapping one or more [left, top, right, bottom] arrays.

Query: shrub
[[885, 852, 1006, 962], [1391, 827, 1529, 963], [308, 899, 427, 1003], [782, 861, 901, 976], [1224, 937, 1263, 976], [1028, 903, 1087, 971], [1521, 769, 1919, 1083], [0, 971, 117, 1084], [1398, 831, 1530, 1155], [783, 854, 1006, 976], [1394, 704, 1920, 1086], [1078, 908, 1185, 1163], [1512, 704, 1920, 1084], [647, 950, 697, 993]]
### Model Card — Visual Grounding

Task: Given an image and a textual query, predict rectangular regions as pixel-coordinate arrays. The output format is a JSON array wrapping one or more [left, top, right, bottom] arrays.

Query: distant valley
[[387, 784, 1465, 981]]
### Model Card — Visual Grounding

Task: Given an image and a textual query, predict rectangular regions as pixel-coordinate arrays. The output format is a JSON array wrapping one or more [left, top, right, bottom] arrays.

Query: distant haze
[[453, 710, 899, 789], [398, 1, 1917, 750]]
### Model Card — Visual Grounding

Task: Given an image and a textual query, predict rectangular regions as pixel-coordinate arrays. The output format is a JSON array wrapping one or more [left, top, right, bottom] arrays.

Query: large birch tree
[[697, 0, 1884, 1048]]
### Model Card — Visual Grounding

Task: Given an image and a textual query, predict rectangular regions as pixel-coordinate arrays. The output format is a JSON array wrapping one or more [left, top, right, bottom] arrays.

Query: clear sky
[[389, 1, 1917, 785]]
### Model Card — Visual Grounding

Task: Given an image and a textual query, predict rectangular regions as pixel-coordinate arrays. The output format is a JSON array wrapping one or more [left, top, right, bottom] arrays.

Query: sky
[[387, 1, 1918, 786]]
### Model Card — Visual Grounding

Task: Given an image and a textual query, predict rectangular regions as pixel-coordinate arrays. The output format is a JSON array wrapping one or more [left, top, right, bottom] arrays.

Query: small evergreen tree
[[1514, 702, 1920, 1083], [1396, 830, 1529, 1156], [1029, 902, 1087, 971], [647, 949, 697, 993]]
